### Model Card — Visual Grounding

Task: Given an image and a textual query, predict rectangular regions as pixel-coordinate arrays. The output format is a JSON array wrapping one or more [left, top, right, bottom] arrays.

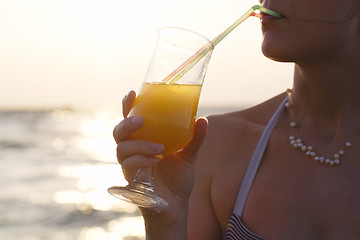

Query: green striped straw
[[163, 5, 282, 84]]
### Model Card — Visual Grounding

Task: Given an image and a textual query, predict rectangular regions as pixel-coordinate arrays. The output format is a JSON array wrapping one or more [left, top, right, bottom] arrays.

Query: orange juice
[[129, 82, 202, 154]]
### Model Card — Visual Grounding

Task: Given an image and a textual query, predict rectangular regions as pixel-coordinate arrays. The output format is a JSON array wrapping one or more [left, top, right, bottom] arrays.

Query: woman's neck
[[289, 62, 360, 136]]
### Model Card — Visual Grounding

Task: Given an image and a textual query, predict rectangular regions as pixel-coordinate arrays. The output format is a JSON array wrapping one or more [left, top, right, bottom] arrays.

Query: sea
[[0, 106, 239, 240]]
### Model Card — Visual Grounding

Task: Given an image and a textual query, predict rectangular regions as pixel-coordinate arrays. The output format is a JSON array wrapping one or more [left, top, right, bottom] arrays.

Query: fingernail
[[148, 157, 159, 164], [149, 143, 164, 153], [130, 116, 142, 125], [125, 91, 132, 98]]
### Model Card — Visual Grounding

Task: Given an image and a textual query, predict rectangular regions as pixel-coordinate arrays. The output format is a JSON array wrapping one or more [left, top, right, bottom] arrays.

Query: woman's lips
[[260, 12, 284, 27]]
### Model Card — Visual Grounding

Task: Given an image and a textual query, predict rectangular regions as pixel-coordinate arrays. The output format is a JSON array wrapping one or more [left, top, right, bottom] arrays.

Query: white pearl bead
[[287, 124, 349, 167]]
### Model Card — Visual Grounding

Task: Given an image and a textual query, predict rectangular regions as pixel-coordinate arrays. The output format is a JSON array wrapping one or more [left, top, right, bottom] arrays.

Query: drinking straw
[[163, 5, 282, 84]]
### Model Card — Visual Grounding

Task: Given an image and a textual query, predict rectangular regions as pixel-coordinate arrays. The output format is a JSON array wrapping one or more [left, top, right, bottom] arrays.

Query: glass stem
[[133, 167, 153, 187]]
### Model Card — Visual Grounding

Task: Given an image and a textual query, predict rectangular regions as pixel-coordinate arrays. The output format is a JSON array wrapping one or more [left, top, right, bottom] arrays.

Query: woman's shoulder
[[206, 92, 287, 131], [192, 92, 288, 229], [197, 92, 287, 167]]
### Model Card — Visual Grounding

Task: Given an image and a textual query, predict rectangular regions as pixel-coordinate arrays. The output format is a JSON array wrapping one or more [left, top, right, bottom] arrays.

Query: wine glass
[[108, 27, 214, 211]]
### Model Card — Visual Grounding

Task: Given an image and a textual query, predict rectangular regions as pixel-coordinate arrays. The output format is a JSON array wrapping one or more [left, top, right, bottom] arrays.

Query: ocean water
[[0, 106, 238, 240]]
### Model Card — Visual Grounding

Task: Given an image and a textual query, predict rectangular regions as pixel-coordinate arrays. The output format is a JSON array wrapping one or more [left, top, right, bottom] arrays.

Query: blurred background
[[0, 0, 292, 239]]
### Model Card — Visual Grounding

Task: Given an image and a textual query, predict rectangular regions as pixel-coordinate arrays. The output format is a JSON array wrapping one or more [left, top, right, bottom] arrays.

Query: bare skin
[[113, 0, 360, 239]]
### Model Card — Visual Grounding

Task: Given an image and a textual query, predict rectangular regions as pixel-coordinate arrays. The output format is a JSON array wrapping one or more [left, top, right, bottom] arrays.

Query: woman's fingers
[[178, 117, 208, 163], [115, 91, 207, 183], [116, 140, 164, 164], [113, 116, 144, 144], [116, 139, 164, 181], [114, 90, 165, 182], [121, 155, 158, 181], [113, 90, 141, 144], [123, 90, 136, 118]]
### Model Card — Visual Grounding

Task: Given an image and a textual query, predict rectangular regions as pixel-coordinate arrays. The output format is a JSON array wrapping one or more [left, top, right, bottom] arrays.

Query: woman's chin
[[261, 42, 294, 63], [261, 32, 296, 62]]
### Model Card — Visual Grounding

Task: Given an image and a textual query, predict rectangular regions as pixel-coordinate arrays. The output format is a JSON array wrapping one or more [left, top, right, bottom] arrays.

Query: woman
[[113, 0, 360, 239]]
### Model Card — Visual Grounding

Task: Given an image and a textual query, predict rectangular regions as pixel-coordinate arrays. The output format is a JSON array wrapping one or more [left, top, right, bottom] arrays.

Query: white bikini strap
[[233, 96, 288, 216]]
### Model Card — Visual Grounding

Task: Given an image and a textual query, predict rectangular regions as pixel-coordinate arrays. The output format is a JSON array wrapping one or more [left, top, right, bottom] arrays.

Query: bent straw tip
[[251, 5, 283, 18]]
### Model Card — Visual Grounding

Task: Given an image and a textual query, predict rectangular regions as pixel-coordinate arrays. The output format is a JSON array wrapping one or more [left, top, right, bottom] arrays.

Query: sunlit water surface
[[0, 107, 235, 239]]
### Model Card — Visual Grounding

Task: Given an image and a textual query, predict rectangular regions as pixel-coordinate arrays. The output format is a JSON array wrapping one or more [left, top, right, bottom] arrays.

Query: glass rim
[[158, 26, 214, 50]]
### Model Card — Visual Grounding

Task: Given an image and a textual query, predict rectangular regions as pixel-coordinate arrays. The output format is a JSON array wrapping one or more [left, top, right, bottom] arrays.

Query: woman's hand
[[113, 90, 208, 239], [113, 90, 164, 182]]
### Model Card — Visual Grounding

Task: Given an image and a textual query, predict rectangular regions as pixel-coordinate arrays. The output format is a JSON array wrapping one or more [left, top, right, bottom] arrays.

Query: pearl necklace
[[286, 89, 352, 167]]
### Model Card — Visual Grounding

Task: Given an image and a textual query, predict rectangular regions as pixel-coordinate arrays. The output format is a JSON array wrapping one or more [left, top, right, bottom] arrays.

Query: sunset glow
[[0, 0, 292, 110]]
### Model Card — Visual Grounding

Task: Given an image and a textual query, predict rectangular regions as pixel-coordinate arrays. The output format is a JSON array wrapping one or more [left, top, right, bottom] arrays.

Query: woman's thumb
[[179, 117, 208, 162]]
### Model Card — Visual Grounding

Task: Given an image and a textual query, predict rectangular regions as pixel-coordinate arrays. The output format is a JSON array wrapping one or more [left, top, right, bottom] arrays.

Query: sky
[[0, 0, 294, 110]]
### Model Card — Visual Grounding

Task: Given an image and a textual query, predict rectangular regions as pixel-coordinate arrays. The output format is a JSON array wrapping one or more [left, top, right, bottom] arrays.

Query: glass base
[[108, 182, 169, 211]]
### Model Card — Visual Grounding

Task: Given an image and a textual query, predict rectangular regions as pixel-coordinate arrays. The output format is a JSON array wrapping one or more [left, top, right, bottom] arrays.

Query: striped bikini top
[[223, 96, 288, 240]]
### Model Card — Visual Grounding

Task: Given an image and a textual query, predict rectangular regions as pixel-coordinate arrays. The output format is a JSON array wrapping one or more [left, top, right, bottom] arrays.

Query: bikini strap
[[233, 96, 288, 216]]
